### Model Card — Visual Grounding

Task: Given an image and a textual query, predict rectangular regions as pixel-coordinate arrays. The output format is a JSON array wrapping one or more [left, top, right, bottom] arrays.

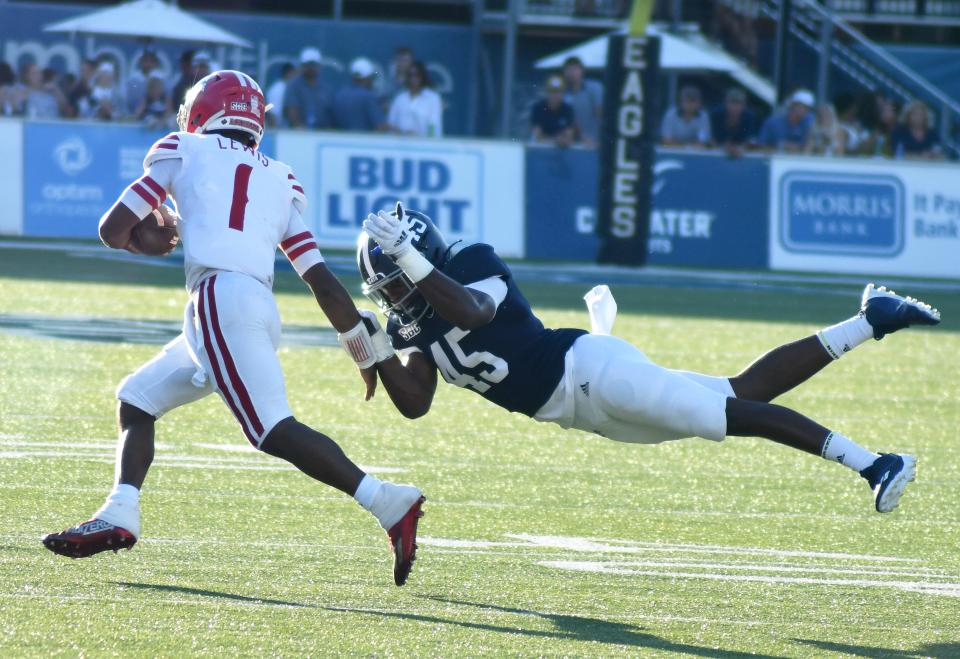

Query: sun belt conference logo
[[780, 172, 905, 256], [53, 137, 93, 176]]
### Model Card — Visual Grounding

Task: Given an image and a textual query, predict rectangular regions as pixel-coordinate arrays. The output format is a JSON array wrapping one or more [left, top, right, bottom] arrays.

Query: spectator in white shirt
[[266, 62, 297, 127], [387, 60, 443, 137], [85, 61, 124, 121]]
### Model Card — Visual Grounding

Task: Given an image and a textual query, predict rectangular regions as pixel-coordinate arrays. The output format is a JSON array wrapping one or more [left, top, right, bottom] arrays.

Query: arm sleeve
[[396, 345, 423, 365], [118, 157, 181, 220], [465, 275, 508, 308], [279, 207, 324, 277]]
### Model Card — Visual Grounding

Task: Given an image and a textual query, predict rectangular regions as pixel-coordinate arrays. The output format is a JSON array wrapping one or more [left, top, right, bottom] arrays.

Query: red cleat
[[387, 496, 425, 586], [42, 519, 137, 559]]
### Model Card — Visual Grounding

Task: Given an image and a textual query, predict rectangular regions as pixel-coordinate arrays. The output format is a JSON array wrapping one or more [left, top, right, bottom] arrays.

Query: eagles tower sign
[[595, 34, 660, 265]]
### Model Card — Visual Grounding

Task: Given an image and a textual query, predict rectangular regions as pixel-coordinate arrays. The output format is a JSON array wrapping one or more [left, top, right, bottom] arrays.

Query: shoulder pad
[[443, 243, 510, 285], [143, 132, 186, 169], [287, 169, 307, 215]]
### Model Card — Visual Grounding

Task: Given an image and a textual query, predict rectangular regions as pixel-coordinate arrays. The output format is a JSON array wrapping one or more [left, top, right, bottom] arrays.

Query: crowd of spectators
[[656, 84, 945, 160], [0, 44, 949, 159], [0, 44, 443, 137], [526, 62, 946, 159]]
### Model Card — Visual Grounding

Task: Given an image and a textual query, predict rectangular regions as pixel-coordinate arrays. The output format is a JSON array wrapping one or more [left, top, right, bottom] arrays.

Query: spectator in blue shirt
[[530, 74, 575, 148], [710, 87, 756, 157], [891, 100, 943, 160], [333, 57, 387, 132], [284, 47, 334, 129], [758, 89, 815, 152]]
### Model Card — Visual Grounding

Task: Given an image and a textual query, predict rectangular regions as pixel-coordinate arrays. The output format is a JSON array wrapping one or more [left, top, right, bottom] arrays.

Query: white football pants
[[117, 271, 293, 447], [535, 334, 732, 444]]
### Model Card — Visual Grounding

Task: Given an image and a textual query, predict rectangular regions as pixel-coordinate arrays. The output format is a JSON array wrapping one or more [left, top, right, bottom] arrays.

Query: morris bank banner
[[277, 132, 525, 257], [770, 156, 960, 278]]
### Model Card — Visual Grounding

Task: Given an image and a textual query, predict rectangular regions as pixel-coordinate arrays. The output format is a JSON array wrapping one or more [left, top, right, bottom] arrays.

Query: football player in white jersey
[[43, 71, 424, 587]]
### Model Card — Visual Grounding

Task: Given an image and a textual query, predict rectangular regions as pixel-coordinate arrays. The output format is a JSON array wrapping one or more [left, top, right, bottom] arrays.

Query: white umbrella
[[535, 25, 776, 105], [536, 26, 734, 73], [44, 0, 251, 48]]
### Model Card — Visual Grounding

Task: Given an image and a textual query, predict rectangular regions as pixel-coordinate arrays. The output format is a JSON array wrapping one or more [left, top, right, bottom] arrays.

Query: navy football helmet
[[357, 204, 451, 326]]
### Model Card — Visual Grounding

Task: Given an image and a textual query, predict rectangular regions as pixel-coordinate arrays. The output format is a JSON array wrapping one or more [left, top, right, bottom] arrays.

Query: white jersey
[[126, 131, 322, 291]]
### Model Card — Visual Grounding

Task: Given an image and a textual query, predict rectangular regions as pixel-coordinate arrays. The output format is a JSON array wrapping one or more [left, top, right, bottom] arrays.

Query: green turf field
[[1, 244, 958, 657]]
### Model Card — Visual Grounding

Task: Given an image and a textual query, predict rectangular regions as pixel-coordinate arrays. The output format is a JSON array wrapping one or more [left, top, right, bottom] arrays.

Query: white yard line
[[540, 561, 960, 598], [506, 534, 921, 563]]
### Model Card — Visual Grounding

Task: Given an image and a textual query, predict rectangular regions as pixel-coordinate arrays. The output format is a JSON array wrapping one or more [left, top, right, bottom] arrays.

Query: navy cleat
[[860, 283, 940, 340], [860, 453, 917, 513]]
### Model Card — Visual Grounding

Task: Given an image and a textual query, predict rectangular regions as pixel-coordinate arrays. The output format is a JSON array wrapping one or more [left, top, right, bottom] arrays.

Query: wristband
[[360, 310, 395, 363], [394, 248, 434, 283], [337, 319, 377, 369]]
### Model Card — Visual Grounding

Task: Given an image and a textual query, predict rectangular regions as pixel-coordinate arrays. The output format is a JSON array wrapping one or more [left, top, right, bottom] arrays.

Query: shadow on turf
[[323, 597, 786, 658], [795, 638, 960, 658], [113, 581, 311, 608]]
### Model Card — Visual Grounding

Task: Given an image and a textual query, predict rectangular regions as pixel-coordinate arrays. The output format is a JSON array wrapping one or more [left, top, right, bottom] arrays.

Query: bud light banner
[[595, 35, 660, 266], [21, 121, 274, 238], [770, 156, 960, 278], [278, 132, 524, 256]]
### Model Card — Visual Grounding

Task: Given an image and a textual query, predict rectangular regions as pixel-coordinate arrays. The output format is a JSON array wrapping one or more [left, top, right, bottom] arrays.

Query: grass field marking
[[0, 439, 174, 451], [418, 537, 530, 548], [0, 443, 406, 474], [534, 558, 956, 580], [505, 533, 922, 562], [0, 313, 338, 347], [192, 442, 258, 453], [540, 561, 960, 598]]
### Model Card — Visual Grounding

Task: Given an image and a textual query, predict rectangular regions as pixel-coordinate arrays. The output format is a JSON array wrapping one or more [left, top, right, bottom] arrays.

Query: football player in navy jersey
[[357, 204, 941, 514]]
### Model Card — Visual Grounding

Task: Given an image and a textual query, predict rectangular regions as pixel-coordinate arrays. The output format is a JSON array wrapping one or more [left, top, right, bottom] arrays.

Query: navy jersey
[[386, 244, 586, 416]]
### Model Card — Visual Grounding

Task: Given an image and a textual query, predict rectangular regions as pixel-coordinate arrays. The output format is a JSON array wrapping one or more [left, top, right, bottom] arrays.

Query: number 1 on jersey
[[228, 164, 253, 231]]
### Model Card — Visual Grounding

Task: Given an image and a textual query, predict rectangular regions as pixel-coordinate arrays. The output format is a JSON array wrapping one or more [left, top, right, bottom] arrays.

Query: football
[[131, 205, 179, 256]]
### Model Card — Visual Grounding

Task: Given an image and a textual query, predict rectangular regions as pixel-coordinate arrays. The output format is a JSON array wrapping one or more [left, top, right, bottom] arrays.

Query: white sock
[[93, 483, 141, 538], [821, 431, 878, 473], [817, 315, 873, 360], [353, 474, 383, 510]]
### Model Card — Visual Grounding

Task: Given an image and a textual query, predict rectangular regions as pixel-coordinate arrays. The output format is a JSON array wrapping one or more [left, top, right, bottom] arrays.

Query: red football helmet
[[177, 70, 266, 146]]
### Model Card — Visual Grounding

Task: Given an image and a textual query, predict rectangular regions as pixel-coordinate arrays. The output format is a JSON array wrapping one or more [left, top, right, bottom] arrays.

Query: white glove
[[361, 202, 434, 283], [363, 207, 413, 259], [359, 310, 395, 363], [583, 285, 617, 335]]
